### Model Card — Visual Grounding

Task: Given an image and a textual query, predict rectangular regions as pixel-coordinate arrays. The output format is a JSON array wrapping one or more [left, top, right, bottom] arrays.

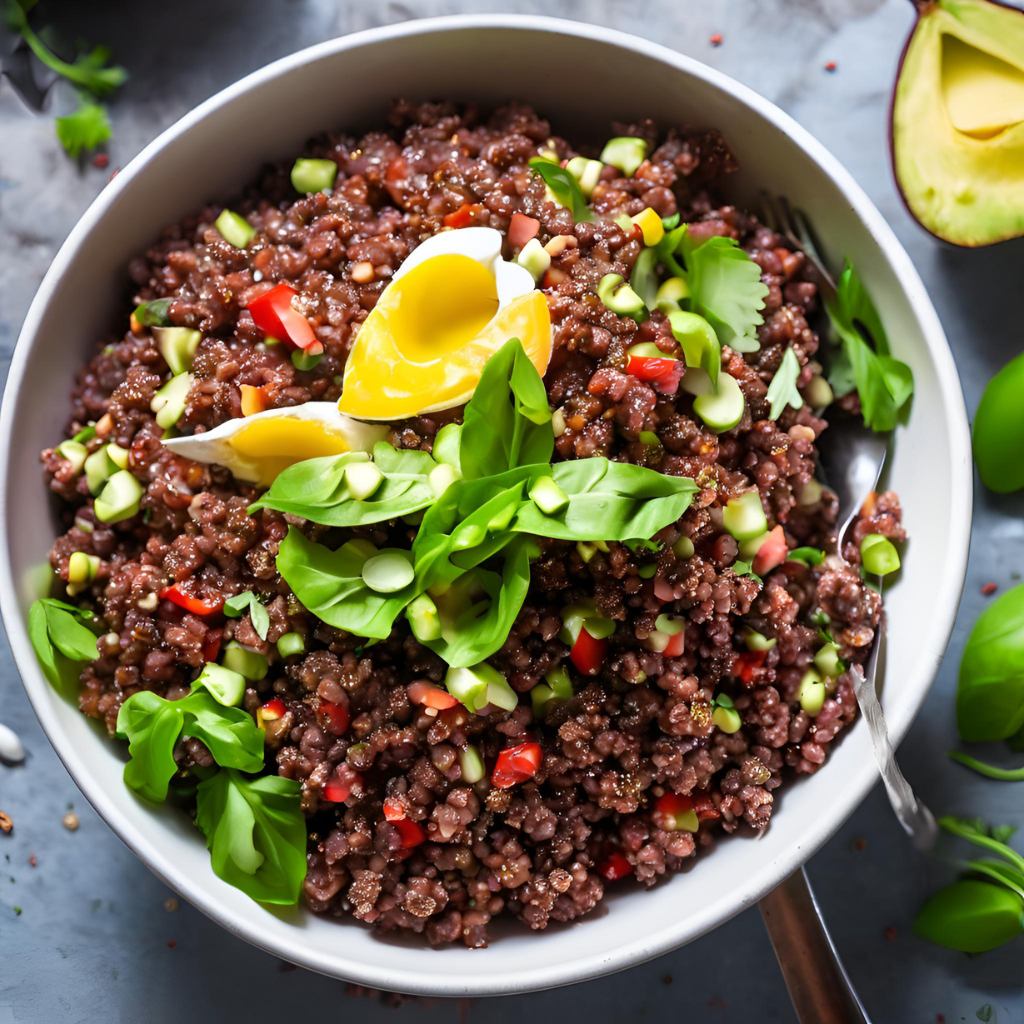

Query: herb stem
[[948, 751, 1024, 782]]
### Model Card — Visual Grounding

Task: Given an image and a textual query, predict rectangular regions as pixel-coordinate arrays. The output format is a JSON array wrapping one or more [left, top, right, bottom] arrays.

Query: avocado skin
[[891, 0, 1024, 247]]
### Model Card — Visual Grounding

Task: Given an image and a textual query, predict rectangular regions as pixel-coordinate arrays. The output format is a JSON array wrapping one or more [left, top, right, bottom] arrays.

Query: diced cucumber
[[84, 446, 118, 495], [361, 551, 415, 593], [742, 627, 777, 652], [67, 551, 100, 584], [56, 440, 88, 475], [458, 744, 486, 783], [515, 238, 551, 281], [214, 209, 256, 249], [154, 326, 201, 375], [192, 662, 246, 707], [344, 461, 384, 501], [723, 491, 768, 542], [221, 642, 269, 682], [531, 682, 555, 719], [565, 156, 603, 197], [798, 669, 826, 716], [693, 372, 745, 433], [814, 642, 844, 678], [598, 273, 646, 318], [860, 534, 901, 576], [559, 600, 615, 645], [545, 665, 574, 701], [738, 531, 770, 561], [106, 443, 130, 470], [713, 706, 742, 733], [529, 475, 569, 515], [94, 470, 144, 523], [151, 372, 193, 430], [655, 277, 690, 314], [444, 663, 499, 714], [600, 136, 647, 177], [291, 158, 338, 194], [406, 593, 443, 642], [277, 632, 305, 658]]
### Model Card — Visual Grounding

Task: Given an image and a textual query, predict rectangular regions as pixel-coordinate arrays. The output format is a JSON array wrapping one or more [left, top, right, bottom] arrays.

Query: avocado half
[[892, 0, 1024, 247]]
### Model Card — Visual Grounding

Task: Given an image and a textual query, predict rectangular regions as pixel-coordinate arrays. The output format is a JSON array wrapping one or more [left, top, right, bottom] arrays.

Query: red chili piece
[[160, 584, 224, 616], [406, 681, 459, 710], [981, 582, 998, 596], [383, 798, 406, 822], [732, 649, 767, 684], [201, 627, 223, 664], [596, 852, 633, 882], [246, 283, 322, 354], [570, 626, 608, 676], [317, 700, 350, 736], [393, 817, 426, 848], [443, 203, 484, 229], [710, 33, 723, 45], [752, 525, 788, 576], [93, 152, 109, 168], [626, 355, 685, 396], [824, 60, 837, 72], [508, 212, 541, 249], [652, 792, 697, 831], [491, 742, 543, 789], [322, 777, 351, 804], [260, 698, 286, 722]]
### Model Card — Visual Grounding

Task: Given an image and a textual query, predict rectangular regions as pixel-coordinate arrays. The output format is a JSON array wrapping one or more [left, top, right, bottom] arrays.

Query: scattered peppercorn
[[93, 152, 110, 168], [662, 974, 674, 985], [981, 582, 998, 595], [884, 926, 898, 941], [824, 60, 837, 72], [709, 33, 723, 46], [62, 812, 79, 831]]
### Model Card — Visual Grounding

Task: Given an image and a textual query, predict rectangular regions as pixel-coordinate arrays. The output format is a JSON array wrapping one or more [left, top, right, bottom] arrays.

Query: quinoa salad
[[32, 101, 910, 948]]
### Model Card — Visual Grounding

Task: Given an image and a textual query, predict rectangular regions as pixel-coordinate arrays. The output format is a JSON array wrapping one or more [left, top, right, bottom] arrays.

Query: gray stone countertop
[[1, 2, 1022, 1021]]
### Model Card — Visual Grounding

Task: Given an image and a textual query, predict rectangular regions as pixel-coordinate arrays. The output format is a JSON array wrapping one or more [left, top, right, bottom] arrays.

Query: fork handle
[[759, 868, 871, 1024]]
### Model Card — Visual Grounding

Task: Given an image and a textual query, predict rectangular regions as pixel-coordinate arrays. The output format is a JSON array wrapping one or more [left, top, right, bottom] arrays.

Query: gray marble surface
[[1, 1, 1023, 1021]]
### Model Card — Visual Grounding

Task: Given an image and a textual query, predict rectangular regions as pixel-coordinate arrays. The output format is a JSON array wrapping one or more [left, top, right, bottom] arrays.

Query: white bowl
[[0, 14, 971, 997]]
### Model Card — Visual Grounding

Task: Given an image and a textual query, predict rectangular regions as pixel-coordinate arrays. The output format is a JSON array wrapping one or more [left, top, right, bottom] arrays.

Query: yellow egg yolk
[[229, 418, 351, 486]]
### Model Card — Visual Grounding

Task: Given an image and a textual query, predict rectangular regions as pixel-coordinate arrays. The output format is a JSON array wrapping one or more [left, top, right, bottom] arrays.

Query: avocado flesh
[[893, 0, 1024, 246]]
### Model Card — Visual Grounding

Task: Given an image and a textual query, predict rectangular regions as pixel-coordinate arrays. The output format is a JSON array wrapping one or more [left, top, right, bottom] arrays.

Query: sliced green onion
[[723, 491, 767, 542], [814, 642, 844, 678], [516, 238, 551, 281], [106, 443, 130, 470], [458, 744, 486, 784], [861, 534, 901, 576], [84, 446, 118, 495], [712, 705, 742, 734], [529, 475, 569, 515], [154, 326, 202, 376], [742, 627, 776, 652], [600, 136, 647, 177], [597, 273, 646, 319], [654, 613, 685, 636], [361, 551, 415, 593], [692, 371, 745, 433], [150, 372, 193, 430], [193, 662, 246, 707], [406, 593, 443, 642], [444, 663, 516, 714], [738, 531, 770, 561], [787, 546, 825, 567], [94, 470, 144, 523], [277, 632, 306, 658], [74, 515, 94, 534], [798, 669, 827, 717], [72, 423, 97, 444], [133, 299, 173, 328], [655, 277, 690, 314], [628, 342, 667, 359], [662, 213, 681, 230], [67, 551, 100, 585], [291, 349, 322, 371], [56, 440, 88, 475], [343, 461, 383, 501], [668, 310, 721, 387], [221, 642, 269, 681], [291, 158, 338, 194], [531, 682, 556, 719], [545, 665, 574, 701], [214, 209, 256, 249]]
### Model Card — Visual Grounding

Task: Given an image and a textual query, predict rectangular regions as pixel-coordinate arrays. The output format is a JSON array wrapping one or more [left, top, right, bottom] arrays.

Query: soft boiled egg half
[[162, 403, 388, 487], [337, 226, 552, 421]]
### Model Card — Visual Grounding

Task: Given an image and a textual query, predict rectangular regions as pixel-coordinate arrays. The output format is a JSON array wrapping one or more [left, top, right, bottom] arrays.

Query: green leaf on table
[[825, 260, 913, 432], [55, 101, 111, 158], [766, 346, 804, 420], [223, 590, 270, 641], [512, 459, 697, 542], [460, 338, 553, 480], [194, 769, 306, 905], [528, 157, 593, 223], [679, 232, 769, 354], [276, 527, 417, 639], [913, 879, 1024, 953], [28, 598, 99, 694], [248, 444, 438, 527]]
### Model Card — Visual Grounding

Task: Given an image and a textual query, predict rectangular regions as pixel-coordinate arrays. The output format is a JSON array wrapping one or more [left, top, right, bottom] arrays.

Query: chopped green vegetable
[[93, 470, 143, 523], [291, 350, 322, 371], [766, 346, 805, 420], [528, 157, 593, 222], [458, 744, 486, 783], [54, 439, 87, 475], [67, 551, 100, 585], [154, 327, 201, 375], [220, 643, 268, 683], [444, 663, 517, 714], [798, 669, 826, 716], [667, 310, 720, 387], [688, 370, 746, 433], [814, 642, 844, 678], [84, 446, 117, 495], [214, 210, 256, 249], [712, 705, 742, 733], [655, 277, 689, 314], [742, 627, 776, 652], [276, 632, 305, 658], [361, 551, 415, 594], [528, 476, 569, 515], [291, 158, 337, 194], [223, 591, 270, 641], [134, 299, 173, 328], [722, 492, 767, 542], [787, 546, 825, 567], [600, 136, 647, 177], [516, 238, 551, 281], [405, 593, 442, 642], [565, 156, 603, 197], [597, 273, 646, 319], [343, 461, 384, 501], [150, 372, 193, 430], [629, 247, 660, 310], [860, 533, 900, 576]]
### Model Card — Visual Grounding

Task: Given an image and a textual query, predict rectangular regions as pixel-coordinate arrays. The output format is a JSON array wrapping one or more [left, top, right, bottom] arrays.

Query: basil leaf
[[29, 598, 99, 694], [679, 232, 769, 354], [276, 527, 417, 639], [117, 691, 188, 803], [180, 692, 264, 773], [195, 769, 306, 905], [248, 444, 438, 526], [512, 459, 697, 542], [223, 591, 270, 641], [460, 339, 554, 480], [766, 346, 804, 420], [787, 546, 825, 567], [528, 157, 593, 223], [913, 880, 1024, 953]]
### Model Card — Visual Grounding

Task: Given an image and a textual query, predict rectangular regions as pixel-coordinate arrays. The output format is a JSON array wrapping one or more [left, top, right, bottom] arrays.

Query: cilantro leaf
[[28, 598, 99, 694], [766, 346, 804, 420], [223, 591, 270, 641], [733, 560, 762, 583], [679, 232, 769, 354], [195, 769, 306, 905], [825, 260, 913, 432], [55, 100, 112, 159], [528, 157, 593, 223]]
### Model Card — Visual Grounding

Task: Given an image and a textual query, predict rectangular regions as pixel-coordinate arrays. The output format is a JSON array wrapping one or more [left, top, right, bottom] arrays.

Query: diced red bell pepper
[[752, 525, 788, 577], [651, 792, 699, 833], [692, 793, 722, 821], [570, 626, 607, 676], [732, 649, 768, 684], [393, 817, 426, 848], [443, 203, 484, 229], [541, 267, 566, 290], [257, 698, 287, 730], [201, 627, 223, 664], [317, 700, 350, 736], [407, 681, 459, 711], [596, 852, 633, 882], [246, 283, 322, 354], [322, 776, 351, 804], [508, 212, 541, 249], [663, 630, 685, 658], [491, 742, 543, 789], [160, 583, 224, 616], [383, 798, 406, 822], [626, 355, 685, 395]]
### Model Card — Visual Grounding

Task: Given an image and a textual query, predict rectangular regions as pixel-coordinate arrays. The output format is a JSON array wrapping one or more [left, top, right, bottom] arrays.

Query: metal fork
[[754, 196, 937, 1024]]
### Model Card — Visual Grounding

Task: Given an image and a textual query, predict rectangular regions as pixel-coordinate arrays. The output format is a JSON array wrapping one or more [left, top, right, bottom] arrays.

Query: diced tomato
[[407, 681, 459, 711], [732, 649, 768, 684], [317, 700, 350, 736], [160, 583, 223, 616], [626, 355, 685, 395], [541, 266, 566, 290], [383, 798, 406, 822], [652, 792, 699, 832], [692, 793, 722, 821], [322, 777, 351, 804], [663, 631, 685, 658], [246, 283, 322, 354], [491, 742, 543, 789], [596, 852, 633, 882], [570, 627, 607, 676], [508, 212, 541, 249], [258, 698, 287, 728], [752, 525, 788, 577], [393, 817, 426, 848], [201, 627, 223, 664], [443, 203, 484, 229]]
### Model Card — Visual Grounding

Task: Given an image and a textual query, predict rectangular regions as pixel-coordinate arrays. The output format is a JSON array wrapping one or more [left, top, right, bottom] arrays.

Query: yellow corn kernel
[[633, 207, 664, 247]]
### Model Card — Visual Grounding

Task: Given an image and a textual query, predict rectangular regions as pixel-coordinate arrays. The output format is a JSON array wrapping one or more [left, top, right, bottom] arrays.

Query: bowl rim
[[0, 12, 972, 996]]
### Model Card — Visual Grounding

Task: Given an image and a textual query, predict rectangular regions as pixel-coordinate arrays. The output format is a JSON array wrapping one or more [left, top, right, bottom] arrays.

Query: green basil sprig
[[195, 769, 305, 906], [28, 598, 100, 694]]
